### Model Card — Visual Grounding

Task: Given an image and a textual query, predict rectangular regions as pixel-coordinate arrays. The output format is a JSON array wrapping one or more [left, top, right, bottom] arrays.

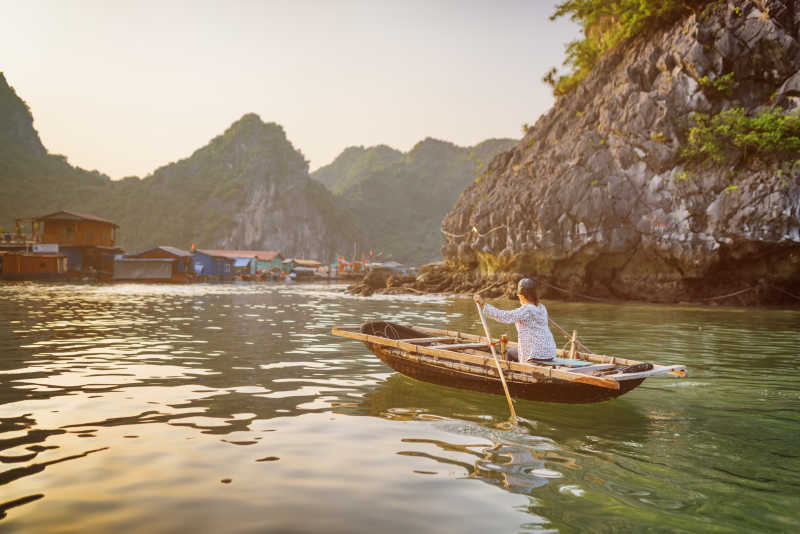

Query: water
[[0, 282, 798, 533]]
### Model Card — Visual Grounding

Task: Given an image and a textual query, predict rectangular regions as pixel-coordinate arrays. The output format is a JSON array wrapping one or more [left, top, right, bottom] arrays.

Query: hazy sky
[[2, 0, 579, 178]]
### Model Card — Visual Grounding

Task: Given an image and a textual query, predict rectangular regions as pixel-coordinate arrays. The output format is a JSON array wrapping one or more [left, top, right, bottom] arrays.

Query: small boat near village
[[332, 321, 688, 404]]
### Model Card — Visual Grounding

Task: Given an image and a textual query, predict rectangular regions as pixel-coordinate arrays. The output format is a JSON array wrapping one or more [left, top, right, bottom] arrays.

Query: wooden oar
[[475, 301, 517, 420]]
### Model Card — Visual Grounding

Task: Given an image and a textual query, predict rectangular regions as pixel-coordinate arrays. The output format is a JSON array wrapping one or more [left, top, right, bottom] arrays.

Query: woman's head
[[517, 278, 539, 305]]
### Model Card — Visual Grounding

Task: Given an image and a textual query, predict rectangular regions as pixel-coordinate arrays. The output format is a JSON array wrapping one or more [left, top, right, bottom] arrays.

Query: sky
[[2, 0, 580, 179]]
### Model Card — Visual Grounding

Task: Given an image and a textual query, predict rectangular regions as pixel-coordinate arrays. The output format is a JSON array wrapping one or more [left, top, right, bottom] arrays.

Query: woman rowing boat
[[473, 278, 557, 363]]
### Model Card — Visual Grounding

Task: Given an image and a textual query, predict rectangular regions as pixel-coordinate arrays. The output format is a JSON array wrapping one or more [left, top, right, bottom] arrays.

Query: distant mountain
[[0, 73, 362, 260], [0, 73, 115, 234], [313, 145, 404, 194], [312, 137, 517, 265]]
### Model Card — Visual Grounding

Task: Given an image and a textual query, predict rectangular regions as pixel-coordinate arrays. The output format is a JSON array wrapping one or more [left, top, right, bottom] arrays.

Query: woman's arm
[[483, 303, 528, 324]]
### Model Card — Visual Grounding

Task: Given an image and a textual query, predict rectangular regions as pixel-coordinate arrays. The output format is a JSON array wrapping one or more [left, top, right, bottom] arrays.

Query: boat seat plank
[[429, 342, 492, 351], [401, 337, 458, 344]]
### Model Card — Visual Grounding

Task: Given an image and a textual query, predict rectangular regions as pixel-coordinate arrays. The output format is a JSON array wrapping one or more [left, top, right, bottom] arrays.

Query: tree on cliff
[[545, 0, 706, 96]]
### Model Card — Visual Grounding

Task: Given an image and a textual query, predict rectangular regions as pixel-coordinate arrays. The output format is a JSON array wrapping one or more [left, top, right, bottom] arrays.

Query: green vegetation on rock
[[545, 0, 702, 96], [697, 72, 737, 98], [683, 108, 800, 164]]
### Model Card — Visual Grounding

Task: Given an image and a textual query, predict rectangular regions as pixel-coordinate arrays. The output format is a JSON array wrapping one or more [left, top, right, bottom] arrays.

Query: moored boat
[[332, 321, 687, 404]]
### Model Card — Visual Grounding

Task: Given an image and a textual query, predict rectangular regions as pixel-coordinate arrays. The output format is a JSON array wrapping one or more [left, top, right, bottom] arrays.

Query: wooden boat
[[332, 321, 687, 404]]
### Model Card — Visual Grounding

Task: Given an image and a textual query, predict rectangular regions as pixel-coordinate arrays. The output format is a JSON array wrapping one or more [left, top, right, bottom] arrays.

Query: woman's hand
[[473, 294, 485, 307]]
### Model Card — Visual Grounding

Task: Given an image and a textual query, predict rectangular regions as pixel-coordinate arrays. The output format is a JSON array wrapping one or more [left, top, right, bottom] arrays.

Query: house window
[[225, 264, 231, 273]]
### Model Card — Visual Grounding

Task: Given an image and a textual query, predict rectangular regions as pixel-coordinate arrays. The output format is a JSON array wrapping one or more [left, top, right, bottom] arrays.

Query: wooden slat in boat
[[429, 342, 494, 351], [402, 336, 459, 344]]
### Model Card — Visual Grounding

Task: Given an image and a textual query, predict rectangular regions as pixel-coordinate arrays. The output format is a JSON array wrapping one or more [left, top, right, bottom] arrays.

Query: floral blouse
[[483, 303, 556, 361]]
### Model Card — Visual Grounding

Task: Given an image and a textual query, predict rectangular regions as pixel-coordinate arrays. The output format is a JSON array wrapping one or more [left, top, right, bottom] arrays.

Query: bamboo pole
[[476, 302, 517, 419], [568, 330, 577, 359]]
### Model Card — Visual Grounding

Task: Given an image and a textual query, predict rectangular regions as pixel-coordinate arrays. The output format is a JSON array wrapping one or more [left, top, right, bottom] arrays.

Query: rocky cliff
[[0, 73, 361, 260], [116, 114, 362, 260], [0, 73, 46, 159], [438, 0, 800, 305]]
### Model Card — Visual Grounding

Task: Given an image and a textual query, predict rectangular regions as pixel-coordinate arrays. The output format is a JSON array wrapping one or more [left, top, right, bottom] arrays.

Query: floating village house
[[199, 250, 284, 276], [31, 211, 120, 275], [1, 210, 121, 279], [0, 247, 68, 279], [192, 250, 236, 281], [113, 246, 194, 283], [282, 258, 322, 279]]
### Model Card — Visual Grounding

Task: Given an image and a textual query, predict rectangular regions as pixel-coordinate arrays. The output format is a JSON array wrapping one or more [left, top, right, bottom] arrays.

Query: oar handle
[[476, 301, 517, 420]]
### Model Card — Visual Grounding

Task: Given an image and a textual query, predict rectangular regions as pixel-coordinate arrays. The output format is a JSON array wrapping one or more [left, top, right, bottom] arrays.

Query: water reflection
[[0, 282, 798, 533]]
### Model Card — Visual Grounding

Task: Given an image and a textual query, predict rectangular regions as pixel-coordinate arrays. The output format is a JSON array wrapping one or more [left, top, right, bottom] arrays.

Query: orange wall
[[41, 220, 116, 246], [2, 254, 65, 275]]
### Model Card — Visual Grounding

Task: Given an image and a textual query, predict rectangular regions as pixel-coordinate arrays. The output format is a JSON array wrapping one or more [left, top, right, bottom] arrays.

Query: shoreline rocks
[[346, 262, 800, 307]]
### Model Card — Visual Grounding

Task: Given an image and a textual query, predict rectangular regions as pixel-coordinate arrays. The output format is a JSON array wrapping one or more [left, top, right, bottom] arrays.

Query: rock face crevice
[[440, 0, 800, 305]]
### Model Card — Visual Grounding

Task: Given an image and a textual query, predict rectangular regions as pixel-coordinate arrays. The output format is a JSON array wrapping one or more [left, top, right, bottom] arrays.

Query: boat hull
[[366, 342, 645, 404]]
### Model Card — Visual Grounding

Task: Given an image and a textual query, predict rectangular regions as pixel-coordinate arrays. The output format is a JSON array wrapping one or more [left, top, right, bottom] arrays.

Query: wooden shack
[[16, 211, 123, 276], [199, 250, 284, 276], [114, 246, 195, 283], [283, 258, 322, 279], [193, 250, 236, 281], [0, 251, 68, 279], [30, 210, 118, 246]]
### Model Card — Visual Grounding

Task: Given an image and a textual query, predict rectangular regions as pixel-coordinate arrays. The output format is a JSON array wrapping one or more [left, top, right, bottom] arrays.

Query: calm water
[[0, 282, 798, 533]]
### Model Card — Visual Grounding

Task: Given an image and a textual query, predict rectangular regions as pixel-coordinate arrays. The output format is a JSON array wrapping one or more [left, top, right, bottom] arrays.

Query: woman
[[473, 278, 556, 362]]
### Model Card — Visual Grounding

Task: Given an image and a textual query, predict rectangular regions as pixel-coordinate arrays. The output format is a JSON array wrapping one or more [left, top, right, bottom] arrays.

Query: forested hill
[[311, 145, 404, 195], [312, 137, 516, 265], [0, 73, 362, 260], [1, 73, 117, 233]]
